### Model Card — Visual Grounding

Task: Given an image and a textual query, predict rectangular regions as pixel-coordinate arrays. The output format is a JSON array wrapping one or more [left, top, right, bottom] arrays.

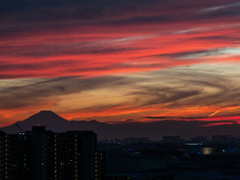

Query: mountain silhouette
[[23, 110, 68, 124], [1, 110, 240, 140], [0, 110, 111, 137]]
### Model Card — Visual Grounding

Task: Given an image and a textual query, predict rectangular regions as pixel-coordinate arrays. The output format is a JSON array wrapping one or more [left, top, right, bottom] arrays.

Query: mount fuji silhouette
[[23, 110, 67, 124], [1, 110, 240, 140], [0, 110, 112, 139]]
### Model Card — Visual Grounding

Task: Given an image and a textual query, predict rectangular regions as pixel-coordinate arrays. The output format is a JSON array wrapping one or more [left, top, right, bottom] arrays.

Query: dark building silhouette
[[191, 136, 207, 143], [212, 135, 232, 143], [163, 136, 180, 143], [0, 126, 105, 180]]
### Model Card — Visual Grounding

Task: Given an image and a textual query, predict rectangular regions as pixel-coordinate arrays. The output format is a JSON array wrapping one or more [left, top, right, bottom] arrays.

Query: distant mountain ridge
[[1, 110, 240, 140]]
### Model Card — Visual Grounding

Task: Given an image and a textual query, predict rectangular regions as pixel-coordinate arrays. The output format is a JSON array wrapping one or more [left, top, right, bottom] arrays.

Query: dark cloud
[[144, 116, 172, 119], [192, 35, 239, 41], [0, 76, 135, 110], [144, 116, 237, 124], [0, 38, 146, 57], [143, 48, 230, 60], [0, 74, 39, 79], [121, 68, 240, 111], [0, 60, 76, 71], [62, 62, 158, 74], [100, 8, 240, 27], [129, 86, 201, 107], [1, 0, 240, 30]]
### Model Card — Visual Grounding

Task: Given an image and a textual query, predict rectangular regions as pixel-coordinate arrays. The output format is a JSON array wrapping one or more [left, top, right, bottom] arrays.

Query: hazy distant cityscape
[[98, 136, 240, 180], [99, 134, 240, 144], [1, 111, 240, 179]]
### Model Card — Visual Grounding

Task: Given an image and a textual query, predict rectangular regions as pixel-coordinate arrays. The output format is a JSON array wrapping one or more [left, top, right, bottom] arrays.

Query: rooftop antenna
[[15, 123, 24, 133]]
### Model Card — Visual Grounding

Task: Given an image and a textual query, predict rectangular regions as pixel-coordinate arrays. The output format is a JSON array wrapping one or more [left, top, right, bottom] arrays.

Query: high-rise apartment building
[[0, 126, 105, 180]]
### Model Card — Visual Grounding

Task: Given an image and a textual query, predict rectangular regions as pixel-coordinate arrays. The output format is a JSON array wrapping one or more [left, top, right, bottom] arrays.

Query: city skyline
[[1, 0, 240, 126]]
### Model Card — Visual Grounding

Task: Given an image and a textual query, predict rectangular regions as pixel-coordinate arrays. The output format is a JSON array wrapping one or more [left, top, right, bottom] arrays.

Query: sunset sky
[[1, 0, 240, 126]]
